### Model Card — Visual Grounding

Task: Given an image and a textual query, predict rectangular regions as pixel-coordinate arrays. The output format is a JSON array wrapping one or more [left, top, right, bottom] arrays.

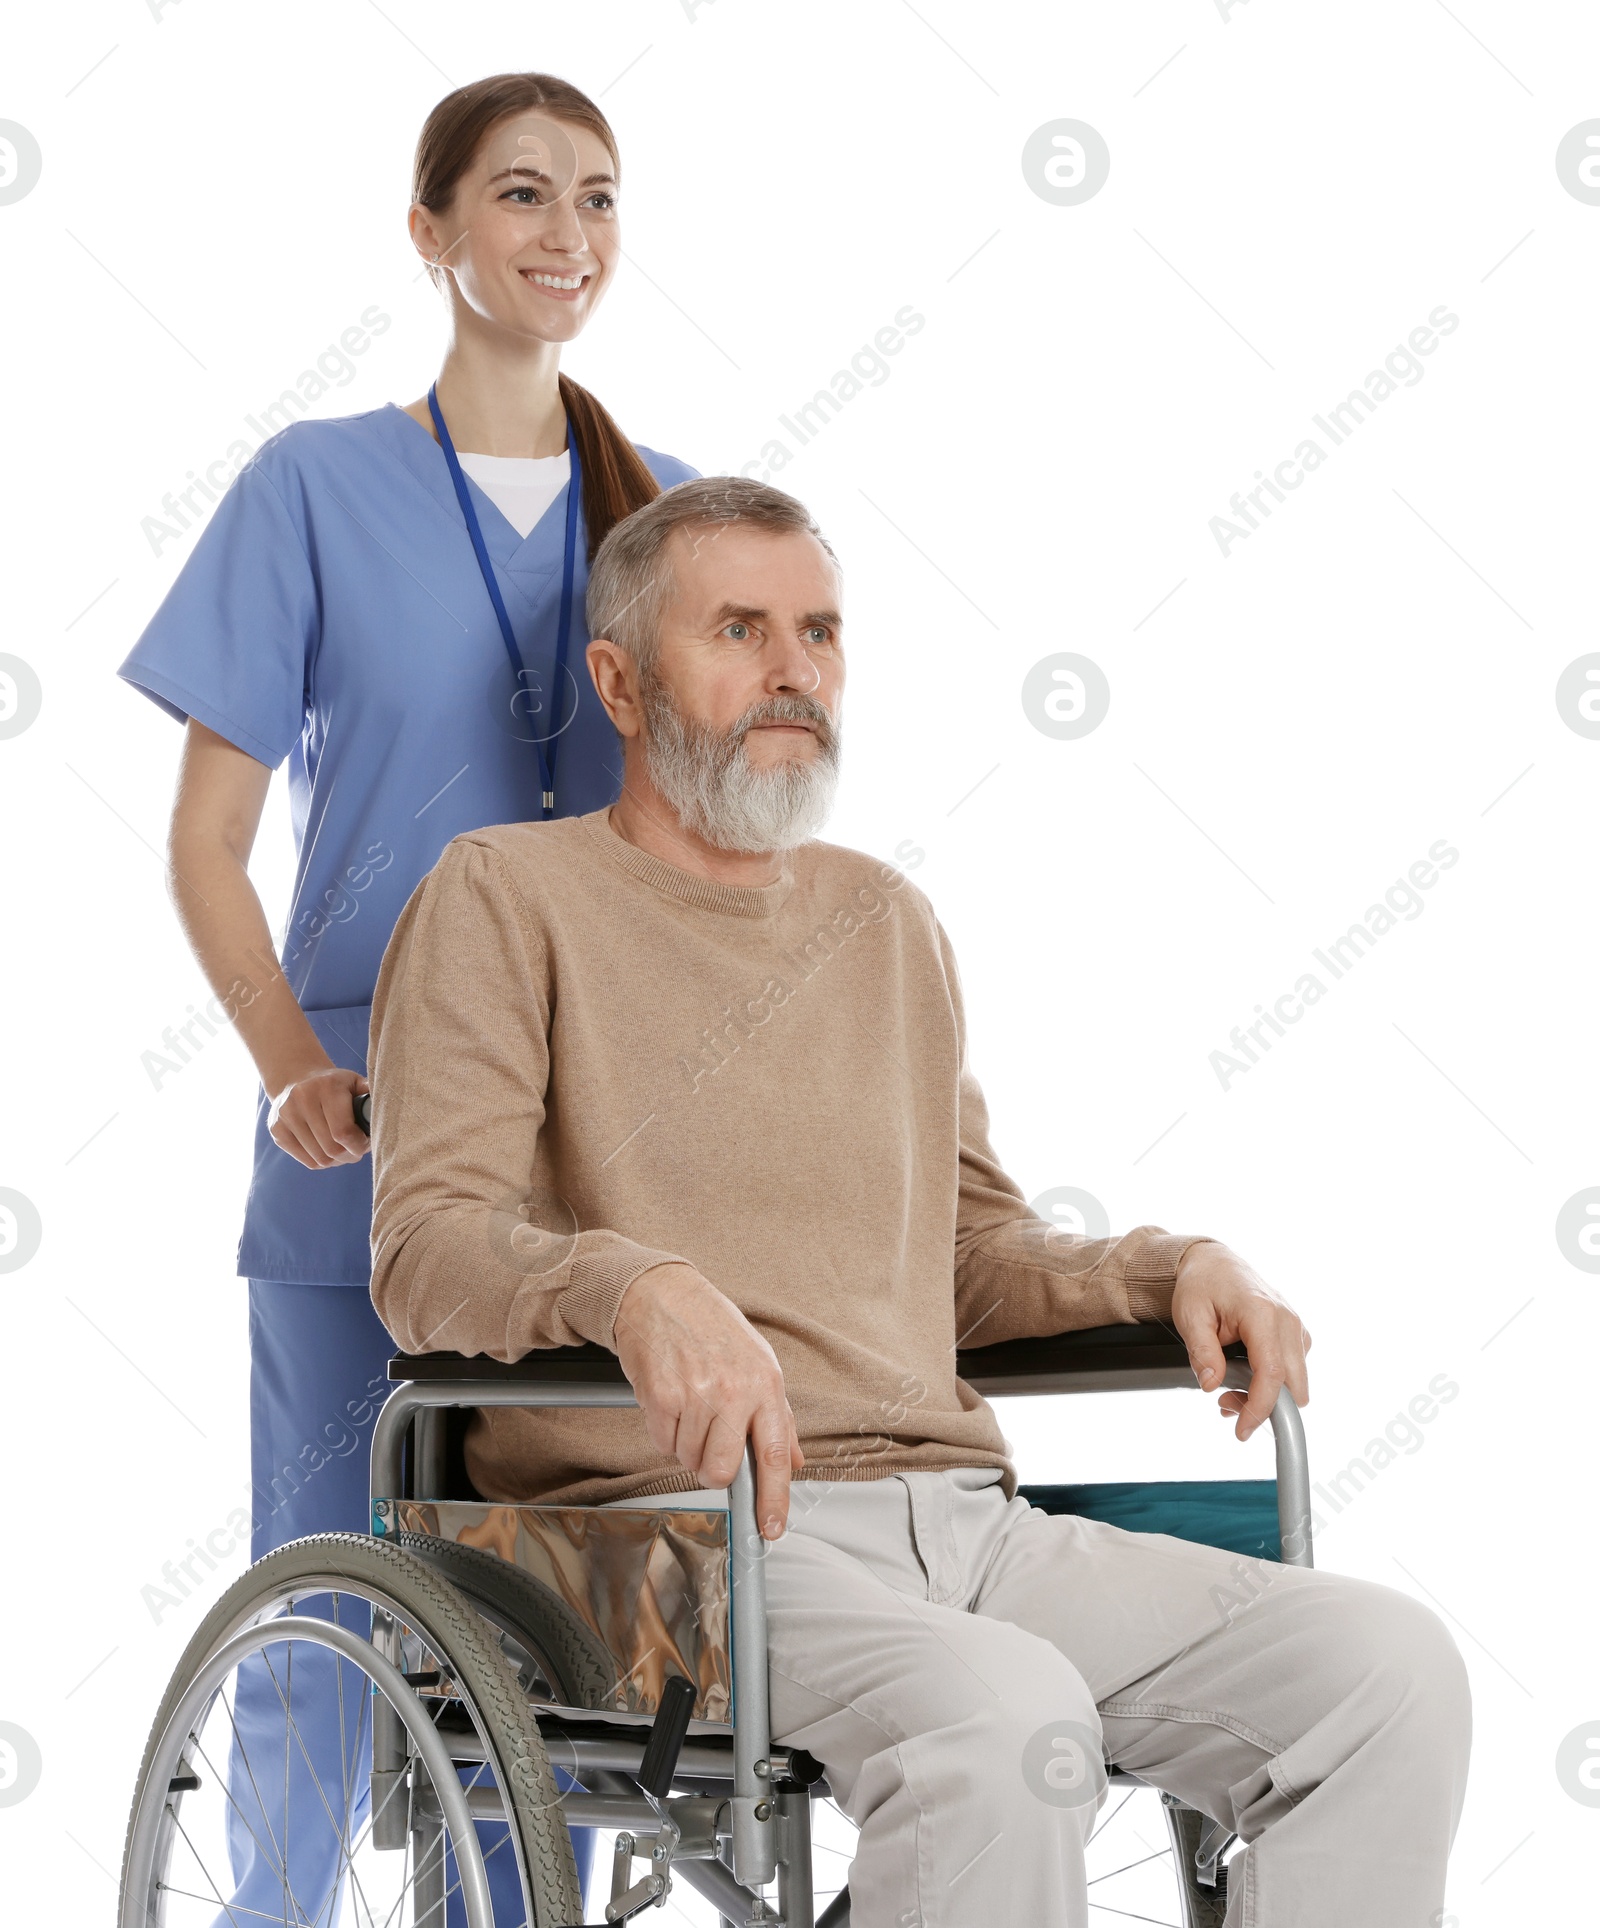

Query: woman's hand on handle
[[268, 1067, 371, 1169], [613, 1261, 804, 1540]]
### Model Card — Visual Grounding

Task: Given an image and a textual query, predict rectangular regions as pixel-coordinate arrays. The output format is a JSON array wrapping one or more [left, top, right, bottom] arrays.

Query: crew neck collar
[[582, 807, 795, 919], [457, 448, 571, 471]]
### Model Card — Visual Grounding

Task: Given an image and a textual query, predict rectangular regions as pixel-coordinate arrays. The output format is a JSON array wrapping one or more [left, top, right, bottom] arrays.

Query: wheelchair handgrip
[[637, 1674, 698, 1799]]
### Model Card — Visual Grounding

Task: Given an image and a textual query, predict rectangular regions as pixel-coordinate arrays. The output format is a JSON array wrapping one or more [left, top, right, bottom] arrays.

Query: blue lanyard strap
[[427, 381, 583, 819]]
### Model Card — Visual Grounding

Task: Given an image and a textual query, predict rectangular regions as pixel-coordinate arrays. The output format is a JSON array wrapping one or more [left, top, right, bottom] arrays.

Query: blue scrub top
[[119, 403, 698, 1286]]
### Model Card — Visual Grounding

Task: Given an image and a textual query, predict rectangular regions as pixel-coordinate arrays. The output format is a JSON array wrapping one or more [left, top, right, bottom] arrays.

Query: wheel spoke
[[427, 1822, 519, 1928], [322, 1666, 374, 1927], [1086, 1906, 1181, 1926], [163, 1798, 295, 1928], [380, 1754, 521, 1928], [329, 1608, 367, 1928], [258, 1642, 383, 1926], [334, 1594, 355, 1855], [267, 1643, 513, 1928], [282, 1631, 292, 1907], [157, 1879, 322, 1925], [1087, 1784, 1140, 1846], [326, 1731, 414, 1928], [1088, 1846, 1173, 1886], [195, 1712, 314, 1927]]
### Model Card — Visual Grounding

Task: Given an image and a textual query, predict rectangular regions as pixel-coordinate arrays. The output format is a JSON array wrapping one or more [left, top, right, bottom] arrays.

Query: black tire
[[119, 1532, 584, 1926], [395, 1530, 618, 1711]]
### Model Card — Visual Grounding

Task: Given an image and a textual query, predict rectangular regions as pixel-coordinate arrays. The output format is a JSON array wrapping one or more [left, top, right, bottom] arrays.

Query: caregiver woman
[[118, 71, 693, 1911]]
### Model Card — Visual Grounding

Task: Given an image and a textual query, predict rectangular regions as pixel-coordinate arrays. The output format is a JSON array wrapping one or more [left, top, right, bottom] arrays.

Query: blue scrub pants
[[225, 1278, 596, 1924]]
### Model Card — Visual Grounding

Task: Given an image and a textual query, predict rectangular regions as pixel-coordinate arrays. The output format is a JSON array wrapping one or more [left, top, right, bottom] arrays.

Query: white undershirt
[[457, 449, 571, 540]]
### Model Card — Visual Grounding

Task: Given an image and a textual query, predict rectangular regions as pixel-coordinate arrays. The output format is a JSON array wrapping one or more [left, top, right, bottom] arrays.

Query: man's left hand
[[1169, 1242, 1311, 1442]]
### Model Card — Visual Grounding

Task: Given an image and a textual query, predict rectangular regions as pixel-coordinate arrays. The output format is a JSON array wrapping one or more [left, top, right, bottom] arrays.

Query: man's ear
[[585, 637, 640, 739]]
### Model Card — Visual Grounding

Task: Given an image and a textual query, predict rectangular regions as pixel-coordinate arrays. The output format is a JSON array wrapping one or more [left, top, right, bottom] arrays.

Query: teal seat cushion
[[1018, 1480, 1281, 1562]]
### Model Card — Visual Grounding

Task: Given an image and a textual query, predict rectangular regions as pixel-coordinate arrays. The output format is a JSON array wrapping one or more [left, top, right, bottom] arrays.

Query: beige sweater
[[368, 808, 1213, 1506]]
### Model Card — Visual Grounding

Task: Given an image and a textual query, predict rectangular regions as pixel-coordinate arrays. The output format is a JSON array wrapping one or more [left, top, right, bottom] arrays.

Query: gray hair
[[585, 476, 839, 673]]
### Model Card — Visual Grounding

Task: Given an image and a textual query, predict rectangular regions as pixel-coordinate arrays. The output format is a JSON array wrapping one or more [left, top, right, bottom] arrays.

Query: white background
[[1, 1, 1596, 1921]]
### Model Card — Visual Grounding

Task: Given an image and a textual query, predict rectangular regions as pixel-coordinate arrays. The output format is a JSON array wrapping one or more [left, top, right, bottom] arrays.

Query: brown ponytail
[[412, 72, 664, 558], [558, 374, 666, 561]]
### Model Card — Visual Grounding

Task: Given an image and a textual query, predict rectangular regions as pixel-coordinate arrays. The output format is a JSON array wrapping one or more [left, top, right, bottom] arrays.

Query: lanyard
[[428, 381, 582, 819]]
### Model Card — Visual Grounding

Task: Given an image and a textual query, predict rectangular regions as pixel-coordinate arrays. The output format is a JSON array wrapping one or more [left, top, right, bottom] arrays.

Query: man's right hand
[[268, 1066, 371, 1170], [613, 1262, 804, 1540]]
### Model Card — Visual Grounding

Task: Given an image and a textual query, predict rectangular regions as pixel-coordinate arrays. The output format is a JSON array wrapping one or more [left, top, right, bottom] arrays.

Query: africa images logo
[[1209, 307, 1460, 558], [1210, 839, 1459, 1090]]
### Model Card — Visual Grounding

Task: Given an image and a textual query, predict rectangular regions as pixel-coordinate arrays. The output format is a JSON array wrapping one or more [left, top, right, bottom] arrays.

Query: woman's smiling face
[[414, 112, 621, 343]]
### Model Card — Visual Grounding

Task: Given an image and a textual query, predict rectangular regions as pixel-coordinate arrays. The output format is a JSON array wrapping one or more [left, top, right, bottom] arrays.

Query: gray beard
[[637, 673, 842, 854]]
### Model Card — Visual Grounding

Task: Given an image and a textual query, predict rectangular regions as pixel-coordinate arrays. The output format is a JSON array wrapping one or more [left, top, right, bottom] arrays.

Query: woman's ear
[[407, 202, 454, 279]]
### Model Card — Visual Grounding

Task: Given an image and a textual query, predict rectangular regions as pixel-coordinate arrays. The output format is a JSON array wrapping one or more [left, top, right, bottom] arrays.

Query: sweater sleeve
[[934, 920, 1218, 1346], [368, 836, 689, 1359]]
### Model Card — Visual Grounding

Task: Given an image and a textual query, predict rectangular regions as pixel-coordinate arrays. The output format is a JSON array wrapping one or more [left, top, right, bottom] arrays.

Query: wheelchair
[[120, 1322, 1313, 1927]]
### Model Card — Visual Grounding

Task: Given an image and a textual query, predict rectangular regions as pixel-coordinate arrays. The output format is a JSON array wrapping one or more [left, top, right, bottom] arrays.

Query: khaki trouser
[[612, 1466, 1472, 1926]]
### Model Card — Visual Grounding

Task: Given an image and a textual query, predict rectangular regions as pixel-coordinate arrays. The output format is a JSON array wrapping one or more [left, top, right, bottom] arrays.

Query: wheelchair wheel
[[119, 1532, 584, 1927], [395, 1530, 617, 1709]]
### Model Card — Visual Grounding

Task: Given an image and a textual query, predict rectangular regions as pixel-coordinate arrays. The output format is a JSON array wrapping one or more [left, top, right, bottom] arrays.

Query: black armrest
[[389, 1324, 1240, 1391], [388, 1345, 628, 1385], [956, 1321, 1244, 1394]]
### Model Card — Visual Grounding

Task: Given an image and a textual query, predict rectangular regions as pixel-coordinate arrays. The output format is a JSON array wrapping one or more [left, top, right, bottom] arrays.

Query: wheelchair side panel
[[377, 1499, 734, 1727]]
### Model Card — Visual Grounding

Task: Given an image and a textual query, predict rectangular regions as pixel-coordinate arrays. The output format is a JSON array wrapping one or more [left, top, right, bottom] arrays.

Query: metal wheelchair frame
[[369, 1323, 1313, 1927]]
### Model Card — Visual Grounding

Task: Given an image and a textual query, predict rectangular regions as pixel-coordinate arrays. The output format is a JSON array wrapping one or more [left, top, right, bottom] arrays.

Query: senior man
[[368, 477, 1470, 1927]]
